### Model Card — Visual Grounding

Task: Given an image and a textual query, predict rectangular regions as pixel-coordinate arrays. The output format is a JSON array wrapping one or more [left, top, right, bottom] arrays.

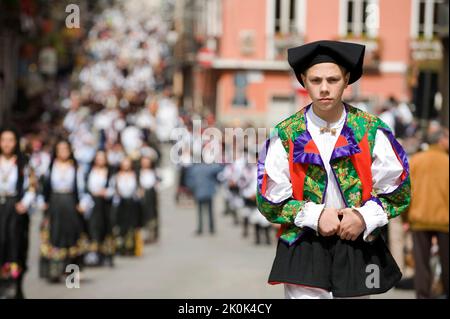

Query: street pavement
[[23, 145, 415, 299]]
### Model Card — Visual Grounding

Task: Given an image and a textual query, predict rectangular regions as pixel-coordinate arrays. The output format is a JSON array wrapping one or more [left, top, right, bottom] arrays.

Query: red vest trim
[[349, 133, 373, 202]]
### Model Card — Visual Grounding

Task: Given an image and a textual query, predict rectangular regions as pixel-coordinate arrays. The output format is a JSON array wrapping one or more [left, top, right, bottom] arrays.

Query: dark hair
[[139, 155, 154, 169], [428, 126, 448, 145], [0, 126, 27, 197], [0, 126, 22, 157], [50, 138, 76, 165], [44, 139, 79, 203]]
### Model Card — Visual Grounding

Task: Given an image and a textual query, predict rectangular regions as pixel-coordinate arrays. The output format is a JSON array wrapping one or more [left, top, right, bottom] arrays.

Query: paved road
[[23, 145, 415, 299]]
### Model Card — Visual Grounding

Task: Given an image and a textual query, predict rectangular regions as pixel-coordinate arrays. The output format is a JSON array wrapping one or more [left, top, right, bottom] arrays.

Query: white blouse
[[29, 151, 51, 178], [87, 168, 113, 197], [50, 162, 85, 194], [139, 169, 157, 189], [263, 106, 404, 241], [0, 157, 19, 195], [0, 157, 35, 209], [115, 172, 138, 198]]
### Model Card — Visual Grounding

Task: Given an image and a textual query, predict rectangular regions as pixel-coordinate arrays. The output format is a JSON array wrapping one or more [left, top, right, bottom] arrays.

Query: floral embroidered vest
[[257, 103, 411, 245]]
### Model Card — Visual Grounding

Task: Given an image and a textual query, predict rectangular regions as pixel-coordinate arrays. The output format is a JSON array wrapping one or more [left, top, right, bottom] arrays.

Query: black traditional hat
[[288, 40, 365, 87]]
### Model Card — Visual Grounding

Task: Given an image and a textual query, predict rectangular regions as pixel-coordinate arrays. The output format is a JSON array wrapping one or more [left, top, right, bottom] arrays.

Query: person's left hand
[[15, 202, 27, 215], [76, 204, 85, 215], [336, 208, 366, 241]]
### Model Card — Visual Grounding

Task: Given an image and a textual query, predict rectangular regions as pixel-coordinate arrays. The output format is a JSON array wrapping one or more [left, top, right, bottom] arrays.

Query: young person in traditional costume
[[0, 127, 35, 298], [84, 150, 115, 267], [39, 139, 90, 283], [256, 40, 411, 298], [112, 157, 142, 256], [138, 155, 159, 244]]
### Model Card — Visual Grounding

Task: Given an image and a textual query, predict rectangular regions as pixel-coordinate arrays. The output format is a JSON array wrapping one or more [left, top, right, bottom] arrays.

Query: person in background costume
[[39, 139, 90, 283], [0, 127, 35, 298], [84, 150, 115, 267]]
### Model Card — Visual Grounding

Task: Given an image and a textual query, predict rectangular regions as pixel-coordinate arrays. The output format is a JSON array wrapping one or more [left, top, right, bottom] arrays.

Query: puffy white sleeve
[[263, 137, 291, 203], [353, 130, 404, 241], [19, 166, 36, 212], [264, 136, 323, 232]]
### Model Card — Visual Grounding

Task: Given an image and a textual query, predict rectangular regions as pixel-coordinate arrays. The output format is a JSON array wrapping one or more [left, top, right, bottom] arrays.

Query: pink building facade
[[191, 0, 444, 127]]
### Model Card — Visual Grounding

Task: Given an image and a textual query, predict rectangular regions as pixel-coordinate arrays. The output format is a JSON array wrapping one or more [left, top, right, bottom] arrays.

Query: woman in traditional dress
[[39, 139, 89, 283], [112, 157, 142, 256], [0, 127, 35, 298], [138, 155, 159, 244], [84, 150, 115, 267]]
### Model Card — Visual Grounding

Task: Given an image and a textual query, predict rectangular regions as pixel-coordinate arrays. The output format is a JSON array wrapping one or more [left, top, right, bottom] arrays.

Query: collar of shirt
[[307, 104, 347, 132]]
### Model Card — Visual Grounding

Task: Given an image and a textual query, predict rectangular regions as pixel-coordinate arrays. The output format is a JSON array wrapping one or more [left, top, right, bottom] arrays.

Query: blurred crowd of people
[[367, 96, 448, 299], [172, 119, 277, 245], [1, 6, 179, 298]]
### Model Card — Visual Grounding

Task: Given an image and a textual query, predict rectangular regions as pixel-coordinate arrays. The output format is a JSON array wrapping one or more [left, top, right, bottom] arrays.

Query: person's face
[[71, 92, 80, 110], [301, 62, 350, 113], [56, 142, 71, 161], [95, 151, 107, 167], [121, 158, 132, 171], [0, 131, 17, 156], [31, 139, 42, 152], [140, 157, 152, 169]]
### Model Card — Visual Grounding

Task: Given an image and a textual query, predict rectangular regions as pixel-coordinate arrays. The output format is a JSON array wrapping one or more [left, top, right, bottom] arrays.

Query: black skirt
[[116, 197, 141, 234], [39, 193, 88, 280], [87, 196, 115, 257], [0, 197, 29, 279], [114, 197, 141, 255], [88, 196, 112, 243], [268, 229, 402, 297], [141, 188, 158, 225], [48, 193, 86, 248]]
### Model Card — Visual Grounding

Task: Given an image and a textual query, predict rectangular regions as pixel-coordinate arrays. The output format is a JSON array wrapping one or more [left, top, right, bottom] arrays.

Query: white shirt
[[139, 169, 157, 189], [121, 126, 143, 156], [0, 157, 35, 209], [115, 172, 138, 198], [87, 168, 113, 197], [263, 106, 404, 241], [50, 163, 76, 192], [29, 151, 51, 178], [0, 157, 19, 195]]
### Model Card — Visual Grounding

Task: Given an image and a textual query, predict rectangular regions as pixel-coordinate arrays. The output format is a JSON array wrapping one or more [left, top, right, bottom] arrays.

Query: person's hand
[[337, 208, 366, 241], [15, 202, 27, 215], [318, 208, 341, 237], [98, 189, 107, 198], [403, 222, 410, 232], [76, 204, 85, 215]]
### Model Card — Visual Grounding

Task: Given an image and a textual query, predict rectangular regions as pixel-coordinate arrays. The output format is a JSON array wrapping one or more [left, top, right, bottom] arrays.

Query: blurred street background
[[0, 0, 448, 299]]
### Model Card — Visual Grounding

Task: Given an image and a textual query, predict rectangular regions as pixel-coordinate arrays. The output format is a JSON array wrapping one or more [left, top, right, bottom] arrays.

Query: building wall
[[214, 0, 421, 126], [378, 0, 412, 62], [217, 71, 293, 126], [220, 0, 267, 60], [304, 0, 340, 41]]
